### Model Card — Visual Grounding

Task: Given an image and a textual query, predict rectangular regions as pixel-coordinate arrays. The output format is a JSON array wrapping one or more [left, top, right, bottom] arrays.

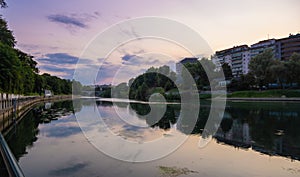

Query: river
[[4, 99, 300, 177]]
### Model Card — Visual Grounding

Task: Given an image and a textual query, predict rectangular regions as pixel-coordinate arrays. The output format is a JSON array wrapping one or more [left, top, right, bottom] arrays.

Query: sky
[[1, 0, 299, 85]]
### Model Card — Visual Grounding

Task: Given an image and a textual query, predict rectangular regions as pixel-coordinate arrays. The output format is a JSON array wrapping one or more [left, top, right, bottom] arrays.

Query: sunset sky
[[1, 0, 299, 85]]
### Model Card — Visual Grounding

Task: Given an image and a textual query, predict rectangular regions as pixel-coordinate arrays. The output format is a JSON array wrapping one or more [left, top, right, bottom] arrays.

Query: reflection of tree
[[5, 101, 75, 161], [130, 103, 178, 130], [150, 106, 177, 129], [5, 110, 40, 160], [129, 103, 151, 116], [220, 118, 233, 134]]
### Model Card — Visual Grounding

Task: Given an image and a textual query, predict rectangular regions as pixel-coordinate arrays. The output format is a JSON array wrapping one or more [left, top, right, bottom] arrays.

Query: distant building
[[213, 45, 250, 78], [276, 33, 300, 61], [44, 90, 52, 97], [250, 39, 277, 59], [176, 57, 199, 84]]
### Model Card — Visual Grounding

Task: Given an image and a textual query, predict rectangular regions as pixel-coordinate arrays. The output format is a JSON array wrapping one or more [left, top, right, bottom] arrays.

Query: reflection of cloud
[[45, 126, 81, 138], [49, 162, 88, 176]]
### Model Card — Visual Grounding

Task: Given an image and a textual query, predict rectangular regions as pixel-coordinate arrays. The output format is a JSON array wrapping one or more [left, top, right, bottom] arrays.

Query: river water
[[4, 99, 300, 177]]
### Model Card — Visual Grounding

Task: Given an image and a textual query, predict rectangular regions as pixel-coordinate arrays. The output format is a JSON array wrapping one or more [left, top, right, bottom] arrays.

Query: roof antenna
[[267, 34, 269, 40]]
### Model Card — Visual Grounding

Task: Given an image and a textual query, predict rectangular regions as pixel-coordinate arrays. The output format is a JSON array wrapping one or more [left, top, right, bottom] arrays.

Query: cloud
[[47, 14, 87, 28], [121, 54, 161, 66], [38, 53, 79, 64], [47, 13, 98, 31], [37, 53, 80, 79], [121, 54, 137, 61]]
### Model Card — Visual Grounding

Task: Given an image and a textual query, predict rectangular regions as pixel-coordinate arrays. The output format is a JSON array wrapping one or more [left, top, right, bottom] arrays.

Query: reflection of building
[[176, 57, 198, 84], [215, 119, 251, 149]]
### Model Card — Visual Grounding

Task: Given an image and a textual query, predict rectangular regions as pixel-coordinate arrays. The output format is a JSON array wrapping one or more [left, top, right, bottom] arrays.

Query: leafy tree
[[34, 74, 46, 95], [0, 16, 15, 47], [286, 53, 300, 86], [249, 49, 274, 89], [268, 60, 287, 89], [0, 0, 7, 8], [72, 80, 83, 95], [182, 58, 215, 90], [0, 13, 75, 95], [129, 65, 177, 101], [221, 63, 233, 80], [16, 49, 38, 73], [0, 42, 21, 93]]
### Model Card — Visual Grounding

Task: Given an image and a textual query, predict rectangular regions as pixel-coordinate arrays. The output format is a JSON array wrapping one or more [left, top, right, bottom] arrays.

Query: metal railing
[[0, 133, 24, 177]]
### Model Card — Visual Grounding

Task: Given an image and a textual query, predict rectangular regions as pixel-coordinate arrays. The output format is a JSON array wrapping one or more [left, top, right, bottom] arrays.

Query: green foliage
[[0, 42, 21, 93], [229, 73, 255, 91], [0, 16, 15, 47], [0, 16, 75, 95], [112, 82, 129, 98], [228, 90, 300, 98], [129, 65, 177, 101], [248, 49, 300, 90], [248, 49, 274, 88], [182, 58, 215, 90], [221, 63, 233, 80]]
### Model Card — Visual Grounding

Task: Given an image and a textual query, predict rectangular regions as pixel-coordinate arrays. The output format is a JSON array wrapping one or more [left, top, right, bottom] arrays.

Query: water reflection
[[3, 99, 300, 176], [96, 100, 300, 161], [5, 101, 74, 160]]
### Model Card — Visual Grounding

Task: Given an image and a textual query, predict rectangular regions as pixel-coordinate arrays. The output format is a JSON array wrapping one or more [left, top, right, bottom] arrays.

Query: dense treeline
[[230, 49, 300, 91], [129, 65, 177, 101], [181, 58, 217, 90], [104, 65, 178, 101], [0, 15, 77, 95]]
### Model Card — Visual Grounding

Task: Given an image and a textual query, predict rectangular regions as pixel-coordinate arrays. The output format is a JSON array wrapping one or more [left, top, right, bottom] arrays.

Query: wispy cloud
[[37, 53, 79, 79], [121, 54, 162, 66], [38, 53, 79, 64], [47, 13, 98, 31], [48, 14, 87, 28]]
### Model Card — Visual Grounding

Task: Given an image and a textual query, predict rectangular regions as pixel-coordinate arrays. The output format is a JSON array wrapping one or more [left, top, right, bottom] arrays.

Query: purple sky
[[1, 0, 299, 85]]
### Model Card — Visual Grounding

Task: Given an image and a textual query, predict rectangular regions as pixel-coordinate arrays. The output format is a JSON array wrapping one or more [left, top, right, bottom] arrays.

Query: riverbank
[[0, 95, 72, 134], [227, 89, 300, 98]]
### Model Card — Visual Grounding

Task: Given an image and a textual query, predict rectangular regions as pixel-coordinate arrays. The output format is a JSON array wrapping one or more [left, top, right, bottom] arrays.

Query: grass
[[158, 166, 198, 177], [228, 89, 300, 98]]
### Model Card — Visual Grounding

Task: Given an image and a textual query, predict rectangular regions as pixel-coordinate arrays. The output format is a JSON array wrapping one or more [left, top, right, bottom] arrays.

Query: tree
[[268, 60, 287, 89], [182, 58, 215, 90], [0, 42, 21, 93], [0, 0, 7, 8], [248, 49, 274, 89], [16, 49, 38, 73], [129, 65, 177, 101], [286, 53, 300, 86], [0, 16, 15, 47], [221, 63, 233, 80]]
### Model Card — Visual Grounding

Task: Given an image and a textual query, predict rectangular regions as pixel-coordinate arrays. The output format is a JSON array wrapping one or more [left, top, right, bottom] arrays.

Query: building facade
[[276, 33, 300, 61], [250, 39, 277, 59], [213, 45, 250, 78], [212, 33, 300, 79]]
